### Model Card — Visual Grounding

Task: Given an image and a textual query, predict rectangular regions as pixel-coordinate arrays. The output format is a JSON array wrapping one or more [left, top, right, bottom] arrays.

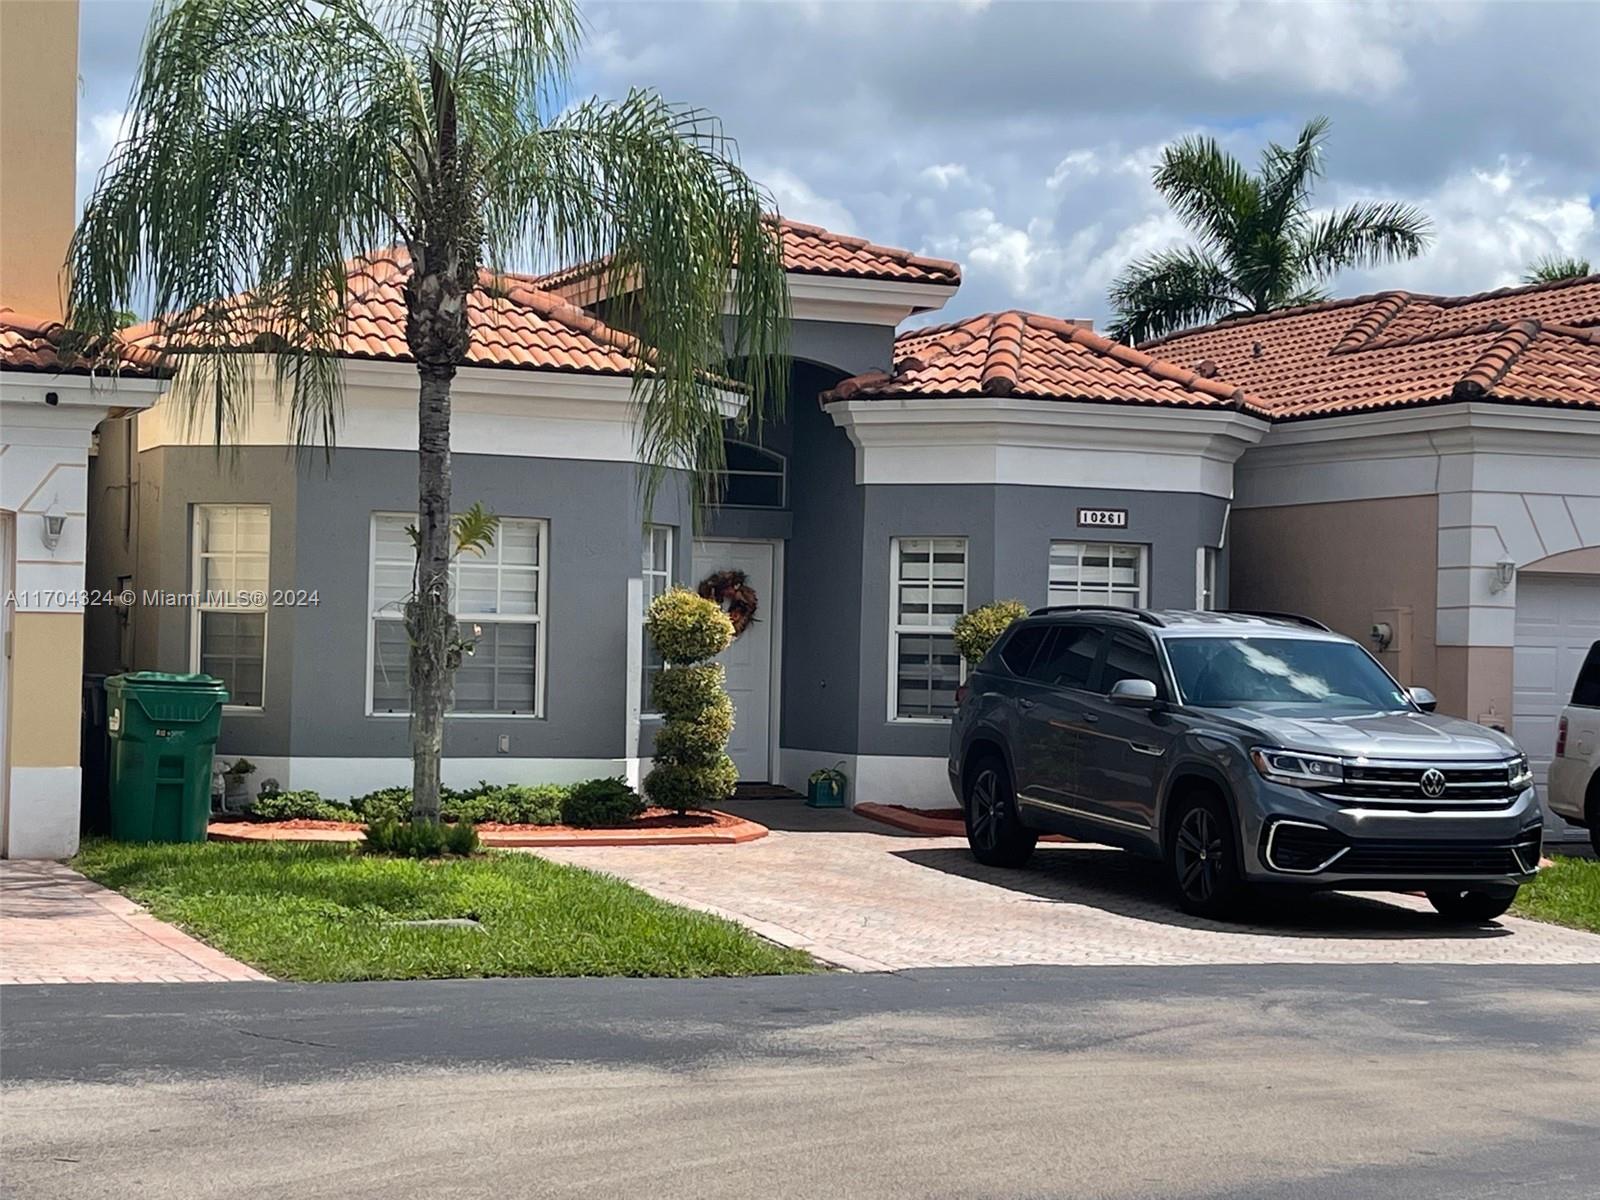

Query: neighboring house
[[1142, 276, 1600, 833], [0, 0, 166, 859]]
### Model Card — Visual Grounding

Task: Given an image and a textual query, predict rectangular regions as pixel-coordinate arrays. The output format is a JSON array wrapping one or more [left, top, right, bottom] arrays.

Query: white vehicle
[[1548, 641, 1600, 854]]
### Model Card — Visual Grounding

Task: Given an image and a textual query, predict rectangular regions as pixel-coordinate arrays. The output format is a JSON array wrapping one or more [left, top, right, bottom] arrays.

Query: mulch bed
[[208, 807, 767, 848]]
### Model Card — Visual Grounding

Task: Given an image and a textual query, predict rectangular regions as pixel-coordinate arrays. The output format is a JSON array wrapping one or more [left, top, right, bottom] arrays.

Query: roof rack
[[1222, 610, 1331, 631], [1029, 605, 1166, 627]]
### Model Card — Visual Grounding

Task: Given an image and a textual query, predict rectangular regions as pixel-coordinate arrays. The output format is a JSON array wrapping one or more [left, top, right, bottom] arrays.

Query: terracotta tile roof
[[531, 216, 961, 297], [821, 310, 1268, 415], [0, 308, 170, 378], [1138, 274, 1600, 419], [123, 250, 644, 376]]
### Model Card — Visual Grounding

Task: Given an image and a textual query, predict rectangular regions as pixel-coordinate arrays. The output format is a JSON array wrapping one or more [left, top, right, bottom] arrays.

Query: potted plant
[[806, 763, 848, 809]]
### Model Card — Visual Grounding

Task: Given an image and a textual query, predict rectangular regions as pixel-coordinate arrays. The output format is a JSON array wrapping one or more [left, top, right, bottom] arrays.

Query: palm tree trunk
[[408, 359, 455, 821]]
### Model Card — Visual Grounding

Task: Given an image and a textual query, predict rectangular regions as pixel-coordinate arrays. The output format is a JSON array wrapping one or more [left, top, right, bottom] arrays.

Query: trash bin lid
[[108, 671, 228, 689]]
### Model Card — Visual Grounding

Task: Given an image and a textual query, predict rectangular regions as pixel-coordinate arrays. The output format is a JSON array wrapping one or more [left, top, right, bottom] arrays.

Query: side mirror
[[1409, 686, 1438, 713], [1109, 678, 1159, 707]]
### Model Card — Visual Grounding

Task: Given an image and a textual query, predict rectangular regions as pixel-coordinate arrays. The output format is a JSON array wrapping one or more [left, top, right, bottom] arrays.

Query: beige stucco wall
[[1230, 494, 1444, 702], [0, 0, 79, 319]]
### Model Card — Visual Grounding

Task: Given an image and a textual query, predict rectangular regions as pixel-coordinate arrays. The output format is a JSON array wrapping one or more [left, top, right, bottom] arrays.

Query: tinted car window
[[1027, 625, 1102, 689], [1573, 643, 1600, 708], [1165, 636, 1409, 712], [998, 625, 1049, 675], [1102, 631, 1163, 694]]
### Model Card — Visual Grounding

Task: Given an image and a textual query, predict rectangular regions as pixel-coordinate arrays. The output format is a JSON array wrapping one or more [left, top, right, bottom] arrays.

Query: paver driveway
[[536, 803, 1600, 970]]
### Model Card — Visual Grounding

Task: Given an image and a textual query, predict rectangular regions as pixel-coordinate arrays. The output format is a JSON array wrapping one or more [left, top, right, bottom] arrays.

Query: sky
[[77, 0, 1600, 328]]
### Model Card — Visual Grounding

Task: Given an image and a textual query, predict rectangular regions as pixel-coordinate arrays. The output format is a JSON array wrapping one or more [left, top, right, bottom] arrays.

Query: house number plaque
[[1076, 508, 1128, 528]]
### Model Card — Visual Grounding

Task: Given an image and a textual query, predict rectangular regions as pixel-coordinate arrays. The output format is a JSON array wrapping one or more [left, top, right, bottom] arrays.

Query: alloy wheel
[[968, 769, 1001, 851], [1175, 805, 1225, 904]]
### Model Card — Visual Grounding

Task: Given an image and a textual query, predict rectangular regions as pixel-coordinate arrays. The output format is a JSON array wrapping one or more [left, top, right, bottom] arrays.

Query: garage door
[[1514, 573, 1600, 832]]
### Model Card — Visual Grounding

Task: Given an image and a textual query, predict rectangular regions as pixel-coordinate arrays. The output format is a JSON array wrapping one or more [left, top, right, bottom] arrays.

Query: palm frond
[[1294, 201, 1433, 280], [1107, 247, 1238, 345], [1257, 116, 1329, 233], [1522, 255, 1592, 284], [1151, 135, 1259, 257]]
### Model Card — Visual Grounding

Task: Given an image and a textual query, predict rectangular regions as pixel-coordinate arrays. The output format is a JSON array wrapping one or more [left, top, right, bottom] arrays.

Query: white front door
[[1514, 573, 1600, 819], [691, 539, 776, 782]]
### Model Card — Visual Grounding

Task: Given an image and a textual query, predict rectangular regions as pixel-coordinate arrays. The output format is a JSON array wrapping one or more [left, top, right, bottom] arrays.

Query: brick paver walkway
[[0, 860, 268, 985], [537, 827, 1600, 970]]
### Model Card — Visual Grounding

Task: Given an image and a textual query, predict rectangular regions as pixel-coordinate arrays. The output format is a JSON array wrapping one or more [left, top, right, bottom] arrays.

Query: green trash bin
[[105, 672, 230, 843]]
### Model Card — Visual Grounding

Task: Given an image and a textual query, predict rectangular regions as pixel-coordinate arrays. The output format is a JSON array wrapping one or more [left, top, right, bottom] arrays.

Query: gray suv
[[949, 609, 1542, 922]]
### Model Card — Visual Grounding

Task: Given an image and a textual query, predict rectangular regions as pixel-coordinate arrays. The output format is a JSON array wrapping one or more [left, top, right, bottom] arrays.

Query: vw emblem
[[1420, 768, 1447, 798]]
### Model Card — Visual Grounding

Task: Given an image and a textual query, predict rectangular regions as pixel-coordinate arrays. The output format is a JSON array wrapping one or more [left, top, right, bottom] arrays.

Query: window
[[1027, 625, 1102, 690], [721, 440, 786, 508], [1049, 541, 1147, 608], [192, 505, 269, 708], [641, 524, 674, 714], [890, 537, 967, 719], [1164, 636, 1410, 712], [1572, 643, 1600, 708], [999, 625, 1050, 675], [369, 513, 547, 716], [1101, 631, 1164, 695], [1197, 546, 1220, 610]]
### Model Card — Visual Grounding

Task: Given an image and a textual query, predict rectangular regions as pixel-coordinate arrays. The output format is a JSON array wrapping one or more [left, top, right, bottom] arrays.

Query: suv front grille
[[1321, 760, 1523, 809], [1261, 821, 1543, 877]]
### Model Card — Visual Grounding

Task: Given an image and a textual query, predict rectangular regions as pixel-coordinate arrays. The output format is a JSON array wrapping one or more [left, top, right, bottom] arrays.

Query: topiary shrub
[[953, 599, 1031, 664], [246, 789, 358, 823], [644, 588, 738, 814], [560, 777, 646, 828]]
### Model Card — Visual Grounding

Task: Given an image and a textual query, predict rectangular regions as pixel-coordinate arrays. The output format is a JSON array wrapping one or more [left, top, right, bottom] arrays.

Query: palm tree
[[1523, 255, 1592, 284], [1108, 117, 1432, 344], [69, 0, 789, 821]]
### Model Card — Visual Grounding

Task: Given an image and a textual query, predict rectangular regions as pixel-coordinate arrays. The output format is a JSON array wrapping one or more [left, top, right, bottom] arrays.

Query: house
[[1141, 276, 1600, 832], [0, 0, 166, 859], [83, 222, 1275, 811]]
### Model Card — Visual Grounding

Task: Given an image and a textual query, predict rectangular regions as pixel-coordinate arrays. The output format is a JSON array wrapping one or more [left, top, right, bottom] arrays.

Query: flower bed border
[[208, 810, 768, 848]]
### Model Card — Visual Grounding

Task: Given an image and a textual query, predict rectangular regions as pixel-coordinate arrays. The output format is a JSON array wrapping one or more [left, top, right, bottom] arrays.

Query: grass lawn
[[73, 839, 817, 982], [1512, 856, 1600, 934]]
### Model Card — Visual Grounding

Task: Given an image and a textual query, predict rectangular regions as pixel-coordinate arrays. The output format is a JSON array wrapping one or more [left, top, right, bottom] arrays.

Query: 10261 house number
[[1076, 508, 1128, 528]]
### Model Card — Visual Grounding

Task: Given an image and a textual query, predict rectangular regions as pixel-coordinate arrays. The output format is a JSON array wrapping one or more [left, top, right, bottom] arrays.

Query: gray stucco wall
[[853, 484, 1231, 758]]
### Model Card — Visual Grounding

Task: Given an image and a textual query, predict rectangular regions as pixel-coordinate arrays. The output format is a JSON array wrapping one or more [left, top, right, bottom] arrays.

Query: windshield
[[1164, 636, 1412, 713]]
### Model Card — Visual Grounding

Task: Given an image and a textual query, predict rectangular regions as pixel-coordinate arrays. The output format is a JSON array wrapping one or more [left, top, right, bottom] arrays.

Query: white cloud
[[755, 166, 858, 234]]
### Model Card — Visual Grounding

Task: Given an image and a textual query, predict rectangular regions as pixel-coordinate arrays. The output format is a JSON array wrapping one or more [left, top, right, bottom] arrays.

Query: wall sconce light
[[1370, 622, 1394, 651], [1489, 558, 1516, 594], [41, 505, 67, 552]]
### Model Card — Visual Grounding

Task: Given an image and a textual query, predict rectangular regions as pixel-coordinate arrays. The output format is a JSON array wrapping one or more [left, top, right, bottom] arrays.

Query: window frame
[[1047, 540, 1149, 609], [365, 511, 549, 719], [720, 439, 788, 510], [640, 523, 675, 718], [189, 504, 270, 712], [887, 535, 969, 723], [1196, 546, 1220, 611]]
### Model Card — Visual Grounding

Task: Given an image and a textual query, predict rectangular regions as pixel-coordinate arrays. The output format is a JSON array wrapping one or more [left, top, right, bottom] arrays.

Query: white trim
[[2, 766, 81, 858], [190, 504, 270, 712], [830, 398, 1266, 496], [888, 536, 968, 723], [137, 357, 743, 461], [365, 511, 549, 717], [783, 274, 958, 326], [1196, 545, 1219, 610]]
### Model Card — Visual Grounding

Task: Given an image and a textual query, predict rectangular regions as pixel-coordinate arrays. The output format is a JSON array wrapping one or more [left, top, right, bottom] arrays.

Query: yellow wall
[[8, 612, 84, 766], [0, 0, 80, 319]]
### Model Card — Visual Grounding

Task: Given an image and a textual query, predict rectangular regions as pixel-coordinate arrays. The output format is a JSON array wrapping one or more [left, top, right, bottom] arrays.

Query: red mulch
[[209, 807, 766, 848]]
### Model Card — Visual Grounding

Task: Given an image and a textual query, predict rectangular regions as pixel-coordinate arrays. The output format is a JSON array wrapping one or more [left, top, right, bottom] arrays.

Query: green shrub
[[645, 588, 734, 665], [560, 777, 646, 828], [443, 783, 566, 826], [953, 599, 1031, 663], [644, 757, 738, 813], [246, 789, 358, 823], [650, 664, 726, 720], [350, 786, 412, 824], [362, 818, 451, 858], [443, 821, 481, 856]]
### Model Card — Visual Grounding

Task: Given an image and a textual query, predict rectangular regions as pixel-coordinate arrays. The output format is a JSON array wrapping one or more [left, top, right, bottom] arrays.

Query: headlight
[[1508, 754, 1533, 790], [1250, 747, 1344, 789]]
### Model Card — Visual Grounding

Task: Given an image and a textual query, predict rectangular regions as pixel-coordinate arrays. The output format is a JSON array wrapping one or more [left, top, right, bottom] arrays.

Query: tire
[[963, 757, 1037, 868], [1168, 791, 1245, 918], [1428, 887, 1516, 924]]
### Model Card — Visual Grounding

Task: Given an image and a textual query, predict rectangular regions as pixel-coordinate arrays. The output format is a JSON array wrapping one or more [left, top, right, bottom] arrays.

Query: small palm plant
[[1522, 255, 1592, 284], [1108, 117, 1432, 344], [69, 0, 789, 821]]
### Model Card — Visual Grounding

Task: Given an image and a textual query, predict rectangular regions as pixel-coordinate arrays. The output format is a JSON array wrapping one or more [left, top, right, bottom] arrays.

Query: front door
[[691, 539, 776, 782]]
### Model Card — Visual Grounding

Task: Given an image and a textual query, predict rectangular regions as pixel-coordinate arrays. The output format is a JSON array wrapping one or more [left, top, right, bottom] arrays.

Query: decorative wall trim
[[783, 274, 958, 327], [3, 766, 81, 858], [828, 398, 1267, 496]]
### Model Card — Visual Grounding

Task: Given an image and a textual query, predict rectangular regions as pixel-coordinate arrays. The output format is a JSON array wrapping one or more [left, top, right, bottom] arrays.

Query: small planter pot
[[806, 774, 847, 809]]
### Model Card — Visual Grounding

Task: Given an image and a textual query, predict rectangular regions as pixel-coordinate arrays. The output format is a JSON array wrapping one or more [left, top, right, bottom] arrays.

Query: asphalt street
[[4, 964, 1598, 1199]]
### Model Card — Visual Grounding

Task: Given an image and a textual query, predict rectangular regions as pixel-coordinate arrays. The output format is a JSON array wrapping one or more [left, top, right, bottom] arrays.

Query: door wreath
[[697, 569, 759, 637]]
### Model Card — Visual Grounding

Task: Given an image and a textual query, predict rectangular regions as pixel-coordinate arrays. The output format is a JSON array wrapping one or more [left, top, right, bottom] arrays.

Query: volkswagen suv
[[949, 609, 1542, 921]]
